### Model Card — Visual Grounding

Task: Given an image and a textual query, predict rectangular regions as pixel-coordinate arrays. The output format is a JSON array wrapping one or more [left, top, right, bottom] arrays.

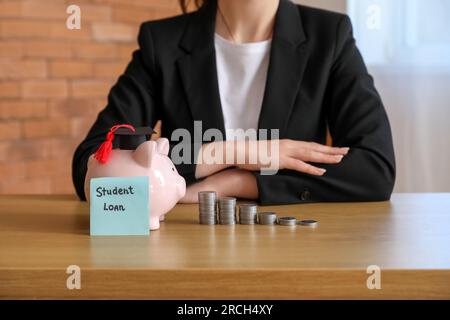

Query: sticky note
[[90, 176, 150, 236]]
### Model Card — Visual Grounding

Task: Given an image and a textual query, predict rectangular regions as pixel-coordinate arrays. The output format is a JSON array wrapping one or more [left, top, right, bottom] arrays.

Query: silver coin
[[239, 204, 257, 209], [220, 221, 236, 225], [219, 197, 236, 202], [199, 202, 217, 207], [198, 191, 216, 195], [278, 216, 297, 226], [239, 213, 257, 224], [199, 210, 216, 213], [298, 219, 318, 227], [219, 206, 236, 210], [198, 192, 217, 201], [258, 212, 277, 225]]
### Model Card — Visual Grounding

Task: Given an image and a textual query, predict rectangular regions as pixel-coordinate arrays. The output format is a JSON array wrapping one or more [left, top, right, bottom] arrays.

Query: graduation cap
[[114, 126, 155, 150], [94, 124, 156, 164]]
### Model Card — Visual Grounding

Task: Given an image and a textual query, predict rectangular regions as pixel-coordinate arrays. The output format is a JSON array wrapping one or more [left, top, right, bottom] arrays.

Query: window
[[347, 0, 450, 68]]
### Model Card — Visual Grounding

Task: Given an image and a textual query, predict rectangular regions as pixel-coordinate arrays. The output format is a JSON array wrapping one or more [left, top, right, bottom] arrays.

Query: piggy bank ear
[[156, 138, 170, 156], [133, 141, 157, 168]]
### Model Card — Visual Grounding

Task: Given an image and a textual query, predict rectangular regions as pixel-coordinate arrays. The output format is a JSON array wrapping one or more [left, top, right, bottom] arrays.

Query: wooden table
[[1, 194, 449, 299]]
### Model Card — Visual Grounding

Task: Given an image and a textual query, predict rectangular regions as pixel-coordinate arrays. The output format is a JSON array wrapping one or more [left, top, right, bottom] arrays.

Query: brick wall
[[0, 0, 181, 195]]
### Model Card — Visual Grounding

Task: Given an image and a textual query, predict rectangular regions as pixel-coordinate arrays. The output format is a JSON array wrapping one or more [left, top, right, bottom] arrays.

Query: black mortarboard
[[114, 126, 156, 150]]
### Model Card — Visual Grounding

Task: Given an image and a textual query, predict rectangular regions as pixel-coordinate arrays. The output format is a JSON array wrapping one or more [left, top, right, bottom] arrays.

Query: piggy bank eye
[[172, 167, 175, 172]]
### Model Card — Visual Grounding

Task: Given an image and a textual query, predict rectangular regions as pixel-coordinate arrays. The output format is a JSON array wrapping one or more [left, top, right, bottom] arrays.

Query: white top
[[214, 33, 272, 140]]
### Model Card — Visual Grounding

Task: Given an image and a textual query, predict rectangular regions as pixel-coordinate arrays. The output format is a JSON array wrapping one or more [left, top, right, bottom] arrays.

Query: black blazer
[[72, 0, 395, 204]]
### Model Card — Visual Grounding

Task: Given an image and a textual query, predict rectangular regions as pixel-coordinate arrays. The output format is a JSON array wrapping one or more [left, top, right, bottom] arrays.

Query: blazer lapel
[[176, 0, 308, 139], [258, 0, 309, 138], [177, 0, 226, 137]]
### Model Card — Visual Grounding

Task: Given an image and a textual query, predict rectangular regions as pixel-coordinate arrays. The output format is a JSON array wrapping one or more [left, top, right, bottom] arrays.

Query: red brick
[[1, 20, 53, 38], [24, 41, 72, 58], [71, 80, 112, 98], [35, 1, 113, 21], [48, 99, 99, 118], [0, 41, 23, 58], [26, 159, 70, 179], [93, 61, 127, 78], [73, 42, 117, 59], [95, 0, 180, 10], [0, 81, 20, 98], [0, 122, 21, 140], [0, 161, 27, 178], [20, 1, 66, 19], [23, 119, 71, 139], [22, 80, 68, 98], [0, 1, 22, 17], [117, 43, 137, 59], [0, 142, 7, 162], [51, 175, 75, 194], [92, 22, 137, 42], [49, 138, 79, 159], [70, 117, 96, 137], [0, 60, 47, 79], [112, 6, 177, 24], [78, 4, 112, 22], [0, 178, 52, 194], [0, 139, 52, 162], [1, 20, 91, 41], [50, 60, 93, 78], [0, 100, 47, 119]]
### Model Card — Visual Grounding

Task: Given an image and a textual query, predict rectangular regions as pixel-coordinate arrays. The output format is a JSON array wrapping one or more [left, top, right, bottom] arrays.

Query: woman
[[72, 0, 395, 204]]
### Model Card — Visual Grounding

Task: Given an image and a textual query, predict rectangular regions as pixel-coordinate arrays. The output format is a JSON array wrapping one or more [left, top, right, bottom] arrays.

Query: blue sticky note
[[90, 176, 150, 236]]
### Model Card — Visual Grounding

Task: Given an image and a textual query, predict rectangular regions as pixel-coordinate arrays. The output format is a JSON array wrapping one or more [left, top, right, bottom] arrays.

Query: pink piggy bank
[[84, 137, 186, 230]]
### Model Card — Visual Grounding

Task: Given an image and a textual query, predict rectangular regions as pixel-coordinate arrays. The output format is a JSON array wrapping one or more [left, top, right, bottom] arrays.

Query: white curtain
[[372, 67, 450, 192]]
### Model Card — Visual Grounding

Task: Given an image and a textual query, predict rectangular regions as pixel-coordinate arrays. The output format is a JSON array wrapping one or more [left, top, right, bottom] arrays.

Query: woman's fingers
[[285, 158, 326, 176], [307, 142, 349, 155], [299, 150, 344, 164]]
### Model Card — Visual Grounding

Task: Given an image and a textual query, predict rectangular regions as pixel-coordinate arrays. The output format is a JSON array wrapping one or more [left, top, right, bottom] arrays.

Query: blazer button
[[300, 189, 311, 201]]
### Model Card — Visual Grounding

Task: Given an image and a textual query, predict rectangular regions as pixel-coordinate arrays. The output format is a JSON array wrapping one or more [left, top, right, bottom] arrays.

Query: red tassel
[[94, 124, 135, 164]]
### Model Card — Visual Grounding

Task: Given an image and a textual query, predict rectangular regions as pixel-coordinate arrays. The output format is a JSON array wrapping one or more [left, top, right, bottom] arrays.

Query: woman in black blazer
[[72, 0, 395, 205]]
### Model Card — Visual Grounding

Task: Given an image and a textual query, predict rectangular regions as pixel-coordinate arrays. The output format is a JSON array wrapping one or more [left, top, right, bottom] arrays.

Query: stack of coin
[[198, 191, 217, 225], [239, 204, 258, 224], [218, 197, 237, 225], [278, 216, 297, 226], [258, 212, 277, 225]]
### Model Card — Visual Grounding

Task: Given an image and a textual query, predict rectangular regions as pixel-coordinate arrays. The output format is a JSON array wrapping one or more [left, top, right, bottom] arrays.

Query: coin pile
[[198, 191, 217, 225], [239, 204, 258, 224], [278, 216, 297, 226], [218, 197, 237, 224], [258, 212, 277, 225]]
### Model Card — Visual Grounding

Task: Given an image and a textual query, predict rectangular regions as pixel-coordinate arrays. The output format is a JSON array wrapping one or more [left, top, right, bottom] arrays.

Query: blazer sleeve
[[71, 23, 197, 200], [254, 15, 396, 205]]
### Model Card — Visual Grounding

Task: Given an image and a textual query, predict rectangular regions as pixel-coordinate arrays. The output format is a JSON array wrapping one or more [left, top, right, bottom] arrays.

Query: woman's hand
[[195, 139, 349, 179], [236, 139, 349, 176], [180, 168, 258, 203]]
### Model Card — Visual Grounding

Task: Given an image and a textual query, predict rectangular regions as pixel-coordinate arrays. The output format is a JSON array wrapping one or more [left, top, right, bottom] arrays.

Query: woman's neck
[[215, 0, 279, 43]]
